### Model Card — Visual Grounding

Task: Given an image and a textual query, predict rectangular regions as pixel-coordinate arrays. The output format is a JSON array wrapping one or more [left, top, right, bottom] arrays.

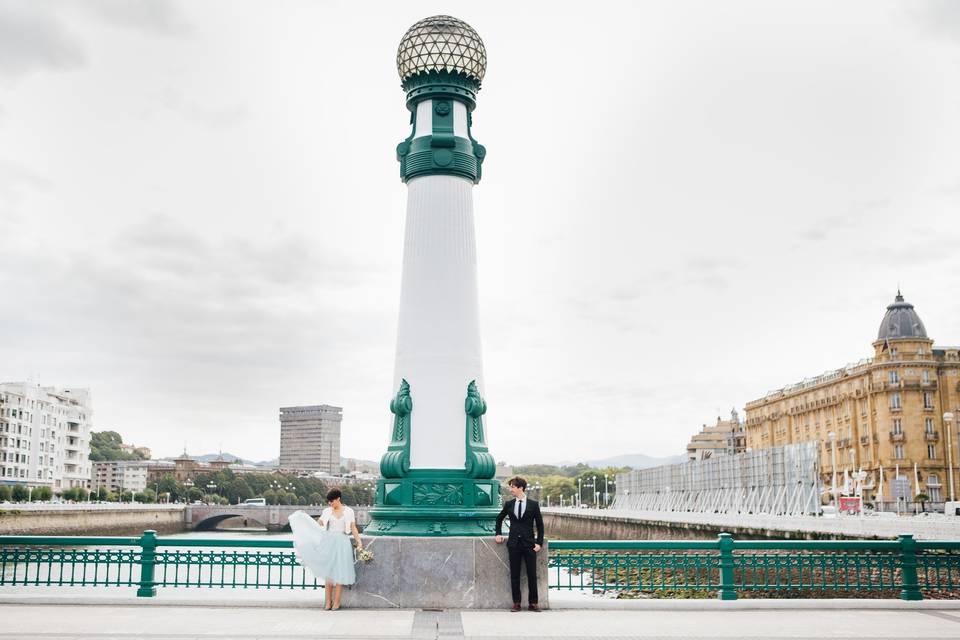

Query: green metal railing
[[2, 531, 958, 600], [0, 531, 321, 597], [549, 534, 960, 600]]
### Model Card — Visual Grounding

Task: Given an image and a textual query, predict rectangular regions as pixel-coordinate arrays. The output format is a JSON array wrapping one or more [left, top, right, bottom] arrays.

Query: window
[[890, 347, 898, 357], [926, 418, 935, 433], [923, 392, 934, 409], [892, 419, 902, 434], [922, 370, 930, 383], [895, 444, 905, 459], [928, 444, 937, 459], [891, 393, 902, 410], [889, 371, 900, 384]]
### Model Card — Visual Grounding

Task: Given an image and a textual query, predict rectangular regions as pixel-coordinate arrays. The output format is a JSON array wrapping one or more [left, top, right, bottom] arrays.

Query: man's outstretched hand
[[495, 535, 504, 544]]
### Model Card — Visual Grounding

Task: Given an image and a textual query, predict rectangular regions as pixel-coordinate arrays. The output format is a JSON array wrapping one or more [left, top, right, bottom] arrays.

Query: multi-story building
[[0, 382, 93, 490], [278, 405, 342, 474], [91, 460, 148, 494], [687, 410, 745, 461], [744, 293, 960, 504]]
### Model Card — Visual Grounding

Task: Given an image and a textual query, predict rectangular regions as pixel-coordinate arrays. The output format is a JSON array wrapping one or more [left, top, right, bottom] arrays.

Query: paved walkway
[[3, 601, 960, 639]]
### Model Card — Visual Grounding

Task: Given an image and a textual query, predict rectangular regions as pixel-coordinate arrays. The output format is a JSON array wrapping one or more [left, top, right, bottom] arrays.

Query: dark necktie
[[517, 500, 523, 519]]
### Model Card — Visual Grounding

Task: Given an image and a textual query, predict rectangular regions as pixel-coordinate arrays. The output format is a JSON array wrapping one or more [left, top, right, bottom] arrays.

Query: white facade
[[394, 175, 485, 469], [91, 460, 148, 494], [0, 382, 93, 490]]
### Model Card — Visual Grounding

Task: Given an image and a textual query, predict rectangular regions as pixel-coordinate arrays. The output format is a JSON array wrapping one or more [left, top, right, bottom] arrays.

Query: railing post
[[136, 530, 158, 598], [717, 532, 737, 601], [898, 534, 922, 601]]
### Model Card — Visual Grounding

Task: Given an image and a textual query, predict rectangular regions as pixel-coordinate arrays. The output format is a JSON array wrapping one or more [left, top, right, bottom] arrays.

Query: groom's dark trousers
[[496, 498, 544, 604]]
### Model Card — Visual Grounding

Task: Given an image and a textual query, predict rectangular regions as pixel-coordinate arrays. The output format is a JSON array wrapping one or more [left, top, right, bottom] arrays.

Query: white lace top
[[320, 506, 355, 535]]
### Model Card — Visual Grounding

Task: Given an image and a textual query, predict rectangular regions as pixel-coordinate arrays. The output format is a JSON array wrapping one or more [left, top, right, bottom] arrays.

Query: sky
[[1, 1, 959, 465]]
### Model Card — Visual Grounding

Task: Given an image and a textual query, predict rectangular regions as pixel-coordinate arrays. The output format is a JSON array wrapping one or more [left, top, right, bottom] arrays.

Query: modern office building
[[0, 382, 93, 490], [91, 460, 148, 494], [744, 293, 960, 504], [278, 405, 342, 474]]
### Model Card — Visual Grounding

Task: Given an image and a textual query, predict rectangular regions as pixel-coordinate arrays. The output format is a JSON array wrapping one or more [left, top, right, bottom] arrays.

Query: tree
[[89, 431, 148, 462], [915, 493, 930, 513], [135, 489, 157, 503], [11, 485, 29, 502], [156, 475, 181, 502], [32, 486, 53, 501], [0, 486, 11, 502]]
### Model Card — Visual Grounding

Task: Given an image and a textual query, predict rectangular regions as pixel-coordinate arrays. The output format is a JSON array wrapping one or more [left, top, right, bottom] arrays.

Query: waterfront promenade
[[2, 599, 960, 639], [546, 507, 960, 540]]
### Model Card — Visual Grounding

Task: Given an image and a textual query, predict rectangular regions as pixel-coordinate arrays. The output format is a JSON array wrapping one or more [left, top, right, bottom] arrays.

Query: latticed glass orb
[[397, 16, 486, 84]]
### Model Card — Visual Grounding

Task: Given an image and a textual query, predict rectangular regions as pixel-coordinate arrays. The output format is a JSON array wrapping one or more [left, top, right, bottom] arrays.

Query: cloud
[[79, 0, 192, 37], [0, 3, 86, 77], [909, 0, 960, 45], [158, 88, 250, 129]]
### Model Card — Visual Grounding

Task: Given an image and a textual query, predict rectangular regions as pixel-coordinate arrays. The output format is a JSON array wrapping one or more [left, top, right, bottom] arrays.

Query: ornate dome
[[877, 292, 928, 341], [396, 16, 486, 84]]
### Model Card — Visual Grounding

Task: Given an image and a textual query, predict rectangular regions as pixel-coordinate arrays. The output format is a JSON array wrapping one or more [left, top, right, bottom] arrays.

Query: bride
[[288, 488, 363, 610]]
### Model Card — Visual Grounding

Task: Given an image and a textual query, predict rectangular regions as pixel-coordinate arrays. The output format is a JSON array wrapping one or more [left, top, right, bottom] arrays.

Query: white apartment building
[[91, 460, 148, 494], [0, 382, 93, 490]]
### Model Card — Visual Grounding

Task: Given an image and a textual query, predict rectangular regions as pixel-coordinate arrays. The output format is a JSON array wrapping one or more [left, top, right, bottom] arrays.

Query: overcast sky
[[1, 1, 958, 465]]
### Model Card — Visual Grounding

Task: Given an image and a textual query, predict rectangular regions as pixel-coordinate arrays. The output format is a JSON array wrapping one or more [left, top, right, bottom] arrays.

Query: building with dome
[[744, 292, 960, 506]]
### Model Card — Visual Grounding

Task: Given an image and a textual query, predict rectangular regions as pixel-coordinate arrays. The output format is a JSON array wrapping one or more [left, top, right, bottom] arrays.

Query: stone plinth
[[339, 536, 549, 609]]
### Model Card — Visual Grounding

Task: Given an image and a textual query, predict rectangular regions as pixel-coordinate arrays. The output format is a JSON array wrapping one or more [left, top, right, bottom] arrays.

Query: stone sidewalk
[[3, 601, 960, 639]]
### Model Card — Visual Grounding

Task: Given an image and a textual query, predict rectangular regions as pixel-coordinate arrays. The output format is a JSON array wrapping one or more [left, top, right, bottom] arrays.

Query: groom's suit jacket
[[495, 498, 544, 550]]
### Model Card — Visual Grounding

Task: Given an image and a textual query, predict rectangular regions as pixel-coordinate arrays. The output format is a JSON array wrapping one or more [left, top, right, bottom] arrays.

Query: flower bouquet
[[356, 547, 374, 564]]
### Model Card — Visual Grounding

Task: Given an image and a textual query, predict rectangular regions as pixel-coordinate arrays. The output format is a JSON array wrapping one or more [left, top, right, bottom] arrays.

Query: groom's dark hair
[[326, 488, 342, 502], [507, 476, 528, 490]]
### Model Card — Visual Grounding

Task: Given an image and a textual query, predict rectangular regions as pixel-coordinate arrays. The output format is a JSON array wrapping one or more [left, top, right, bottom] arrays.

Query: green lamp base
[[366, 470, 501, 537]]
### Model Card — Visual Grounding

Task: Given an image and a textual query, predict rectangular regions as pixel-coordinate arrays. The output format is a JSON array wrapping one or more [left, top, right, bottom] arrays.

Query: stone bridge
[[186, 504, 371, 532]]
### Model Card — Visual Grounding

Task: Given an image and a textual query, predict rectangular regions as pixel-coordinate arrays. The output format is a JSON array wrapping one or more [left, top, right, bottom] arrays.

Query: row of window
[[887, 392, 936, 410]]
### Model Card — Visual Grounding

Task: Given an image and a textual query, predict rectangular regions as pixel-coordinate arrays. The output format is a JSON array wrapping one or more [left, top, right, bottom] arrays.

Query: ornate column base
[[367, 470, 501, 536]]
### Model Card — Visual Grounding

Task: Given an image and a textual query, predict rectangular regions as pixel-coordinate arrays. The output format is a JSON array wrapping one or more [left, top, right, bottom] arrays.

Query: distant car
[[244, 498, 267, 506]]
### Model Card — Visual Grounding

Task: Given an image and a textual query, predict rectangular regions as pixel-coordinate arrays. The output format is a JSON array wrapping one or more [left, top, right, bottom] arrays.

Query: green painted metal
[[368, 381, 501, 537], [366, 468, 501, 537], [3, 532, 959, 600], [548, 535, 960, 601], [379, 379, 413, 479], [899, 534, 922, 601], [717, 533, 736, 600], [136, 530, 157, 597], [463, 380, 495, 479], [396, 70, 486, 184]]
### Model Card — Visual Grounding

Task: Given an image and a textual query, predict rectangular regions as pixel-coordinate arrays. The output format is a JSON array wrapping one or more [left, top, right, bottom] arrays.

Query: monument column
[[367, 16, 499, 536]]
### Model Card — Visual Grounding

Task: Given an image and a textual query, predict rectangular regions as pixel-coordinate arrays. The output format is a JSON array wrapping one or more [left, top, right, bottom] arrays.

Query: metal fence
[[613, 442, 822, 516], [0, 531, 321, 596], [550, 534, 960, 600], [3, 531, 959, 601]]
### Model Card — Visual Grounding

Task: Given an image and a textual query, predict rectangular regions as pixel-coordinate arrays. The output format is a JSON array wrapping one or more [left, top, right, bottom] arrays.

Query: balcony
[[860, 435, 872, 446], [889, 431, 905, 443], [838, 438, 851, 448], [924, 431, 940, 442]]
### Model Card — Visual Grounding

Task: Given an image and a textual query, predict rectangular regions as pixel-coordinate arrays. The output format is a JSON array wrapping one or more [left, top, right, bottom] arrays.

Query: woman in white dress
[[288, 488, 363, 610]]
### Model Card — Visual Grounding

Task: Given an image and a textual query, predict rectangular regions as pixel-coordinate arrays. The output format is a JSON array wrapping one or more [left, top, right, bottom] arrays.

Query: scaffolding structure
[[612, 441, 822, 516]]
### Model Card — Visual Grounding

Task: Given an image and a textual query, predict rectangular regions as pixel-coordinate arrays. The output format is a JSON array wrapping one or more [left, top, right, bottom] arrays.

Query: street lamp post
[[603, 474, 609, 508], [945, 412, 956, 503], [577, 478, 582, 507], [828, 431, 838, 505]]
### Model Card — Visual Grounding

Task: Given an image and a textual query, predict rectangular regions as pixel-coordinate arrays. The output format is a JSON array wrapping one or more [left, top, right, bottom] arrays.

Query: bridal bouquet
[[356, 547, 375, 563]]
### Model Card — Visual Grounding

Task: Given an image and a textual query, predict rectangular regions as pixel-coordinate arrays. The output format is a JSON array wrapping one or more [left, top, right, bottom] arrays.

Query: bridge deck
[[1, 599, 959, 639]]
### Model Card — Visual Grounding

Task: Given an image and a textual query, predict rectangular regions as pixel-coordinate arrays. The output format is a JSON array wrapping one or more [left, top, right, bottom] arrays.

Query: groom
[[495, 476, 544, 611]]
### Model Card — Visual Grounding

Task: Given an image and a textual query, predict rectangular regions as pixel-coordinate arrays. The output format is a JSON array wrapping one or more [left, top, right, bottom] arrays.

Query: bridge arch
[[194, 513, 267, 531]]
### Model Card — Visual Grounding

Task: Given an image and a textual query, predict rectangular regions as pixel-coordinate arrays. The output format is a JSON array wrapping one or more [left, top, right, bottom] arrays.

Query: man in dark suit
[[495, 475, 544, 611]]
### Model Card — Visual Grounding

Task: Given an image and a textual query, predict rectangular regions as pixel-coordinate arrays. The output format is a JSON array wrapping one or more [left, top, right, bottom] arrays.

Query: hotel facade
[[744, 293, 960, 505]]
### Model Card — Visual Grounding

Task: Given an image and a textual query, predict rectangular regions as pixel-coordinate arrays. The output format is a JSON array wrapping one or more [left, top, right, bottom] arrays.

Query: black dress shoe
[[510, 603, 521, 612], [528, 604, 541, 612]]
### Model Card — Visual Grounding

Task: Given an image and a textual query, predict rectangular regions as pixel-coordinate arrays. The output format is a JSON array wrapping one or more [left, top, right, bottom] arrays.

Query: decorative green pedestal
[[367, 380, 501, 537]]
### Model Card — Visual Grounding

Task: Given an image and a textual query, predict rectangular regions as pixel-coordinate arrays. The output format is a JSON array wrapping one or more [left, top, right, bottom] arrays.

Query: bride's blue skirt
[[288, 510, 356, 585]]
